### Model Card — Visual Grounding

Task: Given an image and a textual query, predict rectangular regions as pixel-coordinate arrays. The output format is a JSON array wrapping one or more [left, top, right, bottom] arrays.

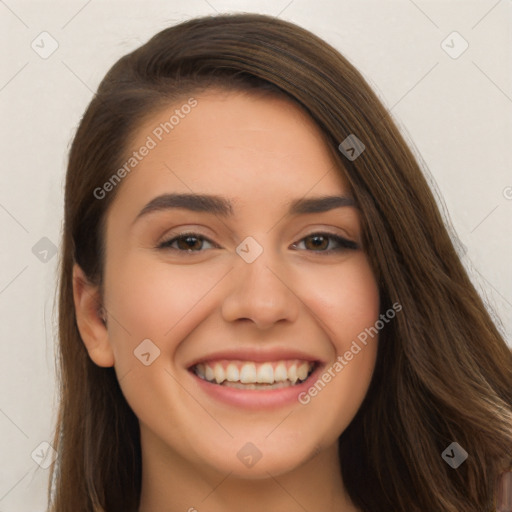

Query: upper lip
[[186, 347, 325, 369]]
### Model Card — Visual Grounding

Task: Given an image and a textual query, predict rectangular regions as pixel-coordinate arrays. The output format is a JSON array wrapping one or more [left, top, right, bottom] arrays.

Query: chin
[[200, 440, 318, 479]]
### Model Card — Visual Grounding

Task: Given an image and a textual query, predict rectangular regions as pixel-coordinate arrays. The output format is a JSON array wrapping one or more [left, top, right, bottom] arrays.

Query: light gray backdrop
[[1, 0, 511, 509]]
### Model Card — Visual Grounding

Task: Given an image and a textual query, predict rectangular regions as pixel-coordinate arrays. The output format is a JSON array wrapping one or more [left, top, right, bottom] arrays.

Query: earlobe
[[72, 263, 115, 368]]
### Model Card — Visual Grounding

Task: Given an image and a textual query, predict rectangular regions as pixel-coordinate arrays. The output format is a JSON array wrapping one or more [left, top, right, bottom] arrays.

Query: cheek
[[106, 250, 379, 360], [104, 253, 226, 361], [303, 256, 380, 342], [296, 256, 380, 433]]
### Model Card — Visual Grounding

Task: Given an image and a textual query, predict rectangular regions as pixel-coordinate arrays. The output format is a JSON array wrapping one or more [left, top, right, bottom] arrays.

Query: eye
[[291, 232, 358, 253], [157, 232, 217, 252], [157, 231, 359, 254]]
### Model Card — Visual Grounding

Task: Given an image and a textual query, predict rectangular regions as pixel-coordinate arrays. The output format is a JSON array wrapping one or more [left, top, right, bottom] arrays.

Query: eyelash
[[157, 231, 359, 254]]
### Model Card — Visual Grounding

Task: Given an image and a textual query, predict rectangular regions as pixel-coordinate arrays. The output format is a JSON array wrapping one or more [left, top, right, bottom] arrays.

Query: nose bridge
[[221, 242, 299, 329]]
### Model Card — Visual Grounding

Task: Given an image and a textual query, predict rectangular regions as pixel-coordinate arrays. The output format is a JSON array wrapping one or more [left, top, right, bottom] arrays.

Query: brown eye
[[176, 235, 203, 251], [158, 233, 217, 252], [304, 234, 329, 251], [291, 232, 359, 253]]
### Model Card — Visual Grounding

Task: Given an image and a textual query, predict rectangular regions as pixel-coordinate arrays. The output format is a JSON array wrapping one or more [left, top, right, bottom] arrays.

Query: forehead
[[109, 90, 350, 215]]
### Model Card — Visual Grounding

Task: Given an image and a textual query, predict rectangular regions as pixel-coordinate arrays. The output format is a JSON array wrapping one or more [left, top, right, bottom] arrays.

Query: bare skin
[[73, 90, 378, 511]]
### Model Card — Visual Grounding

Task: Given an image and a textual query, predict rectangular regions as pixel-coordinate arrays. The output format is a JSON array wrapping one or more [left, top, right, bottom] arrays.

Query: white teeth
[[256, 363, 274, 384], [274, 362, 288, 382], [213, 363, 225, 384], [193, 359, 315, 386], [297, 362, 309, 381], [239, 363, 257, 383], [205, 364, 214, 382], [288, 363, 298, 384], [225, 363, 239, 382], [223, 381, 294, 390]]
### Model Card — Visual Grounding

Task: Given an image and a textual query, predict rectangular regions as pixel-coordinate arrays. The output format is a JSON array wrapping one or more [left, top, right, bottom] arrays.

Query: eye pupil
[[178, 236, 202, 250], [306, 235, 328, 250]]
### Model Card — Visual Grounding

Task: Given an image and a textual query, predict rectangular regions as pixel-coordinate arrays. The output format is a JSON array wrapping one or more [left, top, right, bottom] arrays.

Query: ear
[[72, 263, 115, 368]]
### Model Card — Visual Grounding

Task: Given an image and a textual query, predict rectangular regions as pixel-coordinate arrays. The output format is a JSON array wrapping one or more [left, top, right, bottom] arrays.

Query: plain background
[[1, 0, 511, 509]]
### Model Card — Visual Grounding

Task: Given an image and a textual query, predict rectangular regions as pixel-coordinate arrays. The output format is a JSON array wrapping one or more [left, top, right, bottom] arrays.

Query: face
[[76, 90, 380, 480]]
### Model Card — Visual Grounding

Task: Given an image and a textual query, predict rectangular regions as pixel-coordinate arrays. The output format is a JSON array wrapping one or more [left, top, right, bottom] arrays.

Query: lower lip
[[188, 364, 324, 409]]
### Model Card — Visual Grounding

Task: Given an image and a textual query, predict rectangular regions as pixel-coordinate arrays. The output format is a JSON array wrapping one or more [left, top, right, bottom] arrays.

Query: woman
[[49, 12, 512, 512]]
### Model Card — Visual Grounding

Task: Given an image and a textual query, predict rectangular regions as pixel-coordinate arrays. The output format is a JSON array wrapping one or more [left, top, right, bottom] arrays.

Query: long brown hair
[[49, 12, 512, 512]]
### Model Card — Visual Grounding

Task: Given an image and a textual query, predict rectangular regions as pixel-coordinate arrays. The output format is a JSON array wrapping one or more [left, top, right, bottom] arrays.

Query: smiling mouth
[[190, 359, 317, 390]]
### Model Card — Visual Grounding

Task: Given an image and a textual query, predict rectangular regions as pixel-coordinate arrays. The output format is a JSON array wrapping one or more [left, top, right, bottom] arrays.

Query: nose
[[221, 251, 300, 330]]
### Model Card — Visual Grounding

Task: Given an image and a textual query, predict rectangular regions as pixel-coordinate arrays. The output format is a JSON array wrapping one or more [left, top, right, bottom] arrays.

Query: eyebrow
[[132, 192, 356, 225]]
